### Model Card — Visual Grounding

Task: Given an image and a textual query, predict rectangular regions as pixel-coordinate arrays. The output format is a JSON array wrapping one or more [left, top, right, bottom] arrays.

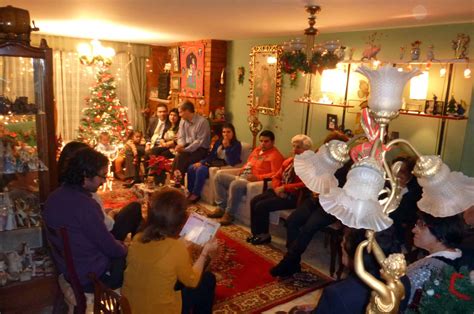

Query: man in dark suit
[[145, 103, 171, 154]]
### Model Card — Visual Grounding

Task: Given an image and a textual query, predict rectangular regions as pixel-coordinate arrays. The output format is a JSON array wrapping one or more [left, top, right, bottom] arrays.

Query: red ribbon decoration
[[448, 273, 471, 301]]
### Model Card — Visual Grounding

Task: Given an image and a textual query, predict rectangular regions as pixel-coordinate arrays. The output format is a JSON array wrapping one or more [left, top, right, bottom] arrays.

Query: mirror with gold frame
[[248, 45, 283, 116]]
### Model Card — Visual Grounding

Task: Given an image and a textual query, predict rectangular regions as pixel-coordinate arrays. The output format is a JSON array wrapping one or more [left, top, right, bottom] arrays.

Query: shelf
[[294, 100, 354, 108], [338, 58, 471, 65], [399, 110, 468, 120]]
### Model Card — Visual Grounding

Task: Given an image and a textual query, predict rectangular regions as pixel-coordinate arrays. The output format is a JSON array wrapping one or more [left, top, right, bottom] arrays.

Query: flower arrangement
[[281, 49, 341, 84], [148, 155, 172, 185], [408, 265, 474, 313]]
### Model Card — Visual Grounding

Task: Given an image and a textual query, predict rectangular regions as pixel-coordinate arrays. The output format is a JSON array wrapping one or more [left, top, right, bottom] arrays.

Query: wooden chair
[[46, 226, 87, 314], [89, 273, 131, 314]]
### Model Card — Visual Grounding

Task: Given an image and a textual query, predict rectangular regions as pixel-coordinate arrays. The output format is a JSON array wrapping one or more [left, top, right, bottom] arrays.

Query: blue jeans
[[214, 172, 249, 215], [187, 164, 210, 196]]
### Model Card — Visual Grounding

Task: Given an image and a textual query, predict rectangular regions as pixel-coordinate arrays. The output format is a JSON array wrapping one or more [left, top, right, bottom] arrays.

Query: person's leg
[[287, 203, 337, 260], [96, 256, 126, 291], [250, 190, 275, 235], [214, 172, 236, 210], [286, 198, 315, 248], [173, 148, 208, 176], [253, 195, 296, 236], [187, 164, 197, 194], [181, 271, 216, 314], [192, 165, 210, 197], [226, 179, 249, 216], [110, 201, 142, 241], [271, 199, 335, 277]]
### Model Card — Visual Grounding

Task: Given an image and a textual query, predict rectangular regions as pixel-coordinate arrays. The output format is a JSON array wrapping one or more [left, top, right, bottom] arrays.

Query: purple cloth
[[43, 184, 126, 286]]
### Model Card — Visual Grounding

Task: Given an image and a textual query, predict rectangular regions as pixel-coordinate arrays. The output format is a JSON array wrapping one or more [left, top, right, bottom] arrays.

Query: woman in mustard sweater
[[122, 189, 218, 314]]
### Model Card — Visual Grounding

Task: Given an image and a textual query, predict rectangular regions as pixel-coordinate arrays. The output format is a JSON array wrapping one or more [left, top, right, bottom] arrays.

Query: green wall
[[225, 23, 474, 174]]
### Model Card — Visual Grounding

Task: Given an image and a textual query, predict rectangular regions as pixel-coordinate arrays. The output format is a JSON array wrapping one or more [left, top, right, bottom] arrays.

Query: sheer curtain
[[30, 34, 150, 142]]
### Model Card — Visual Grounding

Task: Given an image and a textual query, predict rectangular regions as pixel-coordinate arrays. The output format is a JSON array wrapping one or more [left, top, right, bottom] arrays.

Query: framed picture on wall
[[169, 47, 180, 73], [248, 45, 283, 116], [326, 114, 338, 130]]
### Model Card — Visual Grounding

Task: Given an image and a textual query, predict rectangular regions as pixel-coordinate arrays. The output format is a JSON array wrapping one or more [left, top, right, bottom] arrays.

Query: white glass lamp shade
[[414, 156, 474, 217], [356, 65, 421, 116], [320, 159, 393, 231], [294, 140, 349, 194]]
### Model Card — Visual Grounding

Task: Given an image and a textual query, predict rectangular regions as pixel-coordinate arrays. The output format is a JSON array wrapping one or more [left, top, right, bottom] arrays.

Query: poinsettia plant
[[148, 155, 172, 176]]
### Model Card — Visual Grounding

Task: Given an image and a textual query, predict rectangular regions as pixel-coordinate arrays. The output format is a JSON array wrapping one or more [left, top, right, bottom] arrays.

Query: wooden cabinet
[[0, 39, 58, 313]]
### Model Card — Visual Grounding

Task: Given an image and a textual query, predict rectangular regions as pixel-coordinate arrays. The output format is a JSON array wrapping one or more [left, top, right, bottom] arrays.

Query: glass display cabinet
[[0, 39, 58, 312]]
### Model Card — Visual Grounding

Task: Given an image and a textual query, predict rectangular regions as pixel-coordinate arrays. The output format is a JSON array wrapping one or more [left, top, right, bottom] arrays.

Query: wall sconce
[[319, 68, 346, 103], [409, 71, 429, 100], [77, 39, 115, 66], [439, 67, 447, 77], [464, 67, 471, 79]]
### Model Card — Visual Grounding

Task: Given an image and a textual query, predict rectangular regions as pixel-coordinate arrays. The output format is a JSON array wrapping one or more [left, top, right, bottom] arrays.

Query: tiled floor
[[199, 202, 335, 313]]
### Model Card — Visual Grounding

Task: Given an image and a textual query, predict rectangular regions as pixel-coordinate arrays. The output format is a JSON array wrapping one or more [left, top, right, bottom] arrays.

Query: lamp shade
[[319, 158, 393, 231], [294, 140, 349, 194], [356, 65, 421, 116], [414, 155, 474, 217]]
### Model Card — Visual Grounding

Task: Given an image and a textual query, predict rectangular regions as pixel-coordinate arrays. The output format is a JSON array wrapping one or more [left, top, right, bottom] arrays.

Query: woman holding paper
[[122, 189, 218, 314]]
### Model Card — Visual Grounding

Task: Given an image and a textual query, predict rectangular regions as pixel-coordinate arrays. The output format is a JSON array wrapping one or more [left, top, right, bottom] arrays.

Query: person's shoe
[[250, 235, 271, 245], [188, 194, 201, 204], [219, 212, 234, 226], [207, 207, 225, 219], [246, 235, 256, 243], [270, 258, 301, 277]]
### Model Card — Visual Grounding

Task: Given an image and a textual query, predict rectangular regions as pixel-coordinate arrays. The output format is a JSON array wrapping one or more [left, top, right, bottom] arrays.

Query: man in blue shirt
[[172, 101, 211, 181]]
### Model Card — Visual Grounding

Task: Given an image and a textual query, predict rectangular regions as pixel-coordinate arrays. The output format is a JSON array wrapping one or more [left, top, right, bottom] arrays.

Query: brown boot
[[219, 212, 234, 226], [207, 207, 225, 219]]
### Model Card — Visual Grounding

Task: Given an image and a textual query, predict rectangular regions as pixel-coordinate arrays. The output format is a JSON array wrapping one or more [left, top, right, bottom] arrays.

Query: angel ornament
[[355, 231, 406, 314]]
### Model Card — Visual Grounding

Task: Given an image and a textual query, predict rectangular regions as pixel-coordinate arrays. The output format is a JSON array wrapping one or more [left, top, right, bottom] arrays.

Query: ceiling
[[10, 0, 474, 45]]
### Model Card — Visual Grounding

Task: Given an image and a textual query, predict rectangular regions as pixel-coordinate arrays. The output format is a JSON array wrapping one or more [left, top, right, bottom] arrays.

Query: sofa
[[200, 142, 252, 205]]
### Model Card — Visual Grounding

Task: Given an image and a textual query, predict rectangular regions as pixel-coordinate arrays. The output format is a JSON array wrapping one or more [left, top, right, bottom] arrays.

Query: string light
[[464, 67, 471, 79], [440, 67, 447, 77]]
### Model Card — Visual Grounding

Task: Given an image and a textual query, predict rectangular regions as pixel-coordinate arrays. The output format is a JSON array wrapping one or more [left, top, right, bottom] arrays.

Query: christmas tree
[[77, 63, 130, 146], [407, 265, 474, 314]]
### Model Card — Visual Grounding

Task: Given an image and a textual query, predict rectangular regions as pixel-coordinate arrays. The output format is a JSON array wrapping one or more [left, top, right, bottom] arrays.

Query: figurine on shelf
[[410, 40, 422, 61], [4, 187, 17, 231], [426, 45, 435, 61], [399, 46, 406, 60], [6, 251, 22, 281], [451, 33, 470, 59], [3, 144, 16, 174], [362, 32, 382, 60], [447, 96, 457, 115], [457, 100, 466, 117]]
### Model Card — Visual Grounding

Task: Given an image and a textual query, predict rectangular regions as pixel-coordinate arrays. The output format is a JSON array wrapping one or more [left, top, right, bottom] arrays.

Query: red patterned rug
[[99, 187, 332, 313], [208, 224, 331, 313]]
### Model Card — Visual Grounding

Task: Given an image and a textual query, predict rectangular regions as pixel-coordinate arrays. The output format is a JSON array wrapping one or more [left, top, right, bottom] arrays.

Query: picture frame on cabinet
[[171, 76, 181, 91], [326, 114, 338, 130], [433, 101, 445, 115], [424, 100, 435, 114]]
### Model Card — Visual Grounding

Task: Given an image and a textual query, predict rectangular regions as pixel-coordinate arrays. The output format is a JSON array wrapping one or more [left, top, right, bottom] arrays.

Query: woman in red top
[[247, 134, 313, 245]]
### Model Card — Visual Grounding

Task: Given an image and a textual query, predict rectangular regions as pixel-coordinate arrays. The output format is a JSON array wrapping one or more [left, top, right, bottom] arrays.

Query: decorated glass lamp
[[294, 140, 349, 194], [295, 63, 474, 313]]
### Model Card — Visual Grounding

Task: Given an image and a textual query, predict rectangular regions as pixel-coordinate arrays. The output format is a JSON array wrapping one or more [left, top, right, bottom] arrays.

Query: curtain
[[0, 56, 35, 101], [129, 56, 147, 132], [29, 34, 150, 142]]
